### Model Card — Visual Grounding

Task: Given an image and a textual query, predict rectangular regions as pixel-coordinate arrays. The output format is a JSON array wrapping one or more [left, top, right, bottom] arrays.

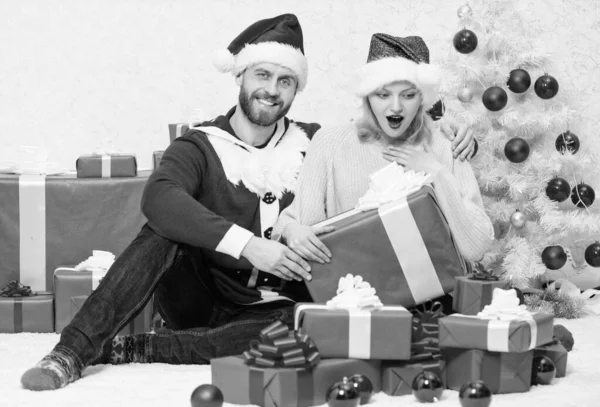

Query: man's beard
[[238, 87, 291, 127]]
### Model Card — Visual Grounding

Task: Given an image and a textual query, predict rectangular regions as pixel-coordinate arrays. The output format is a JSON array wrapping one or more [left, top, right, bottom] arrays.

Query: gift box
[[442, 347, 533, 394], [152, 151, 164, 169], [211, 356, 381, 407], [294, 303, 412, 360], [438, 312, 554, 352], [306, 186, 467, 308], [0, 294, 54, 333], [534, 340, 568, 378], [168, 123, 190, 143], [76, 154, 137, 178], [382, 356, 446, 396], [0, 171, 149, 291], [452, 276, 511, 315], [70, 295, 153, 335]]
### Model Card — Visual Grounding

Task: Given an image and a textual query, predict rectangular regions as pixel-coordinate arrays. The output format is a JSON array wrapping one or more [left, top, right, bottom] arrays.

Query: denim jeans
[[55, 224, 294, 370]]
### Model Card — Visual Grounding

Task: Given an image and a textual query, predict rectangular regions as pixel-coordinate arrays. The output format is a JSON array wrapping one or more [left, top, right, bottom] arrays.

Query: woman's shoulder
[[311, 122, 359, 147]]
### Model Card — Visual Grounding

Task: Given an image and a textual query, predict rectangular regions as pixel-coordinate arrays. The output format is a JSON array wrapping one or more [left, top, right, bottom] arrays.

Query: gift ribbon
[[547, 278, 600, 315], [101, 155, 111, 178], [469, 264, 500, 281], [19, 174, 47, 291], [0, 280, 36, 297]]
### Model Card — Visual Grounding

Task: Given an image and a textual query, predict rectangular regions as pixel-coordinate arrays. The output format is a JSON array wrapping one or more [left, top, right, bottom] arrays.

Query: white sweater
[[273, 123, 495, 262]]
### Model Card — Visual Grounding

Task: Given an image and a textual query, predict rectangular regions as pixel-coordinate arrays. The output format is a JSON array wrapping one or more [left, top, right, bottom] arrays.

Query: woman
[[273, 33, 494, 270]]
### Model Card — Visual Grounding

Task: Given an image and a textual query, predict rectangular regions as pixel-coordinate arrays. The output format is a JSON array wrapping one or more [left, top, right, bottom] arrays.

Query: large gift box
[[76, 154, 137, 178], [294, 303, 413, 360], [306, 186, 467, 308], [452, 275, 511, 315], [534, 340, 568, 378], [442, 347, 533, 394], [168, 123, 190, 143], [71, 295, 153, 335], [0, 294, 54, 333], [438, 312, 554, 352], [381, 356, 446, 396], [0, 171, 149, 291]]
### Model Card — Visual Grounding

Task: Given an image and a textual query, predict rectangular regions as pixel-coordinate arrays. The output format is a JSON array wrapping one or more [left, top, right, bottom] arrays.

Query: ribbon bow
[[242, 320, 320, 370], [477, 288, 532, 320], [326, 274, 383, 310], [469, 263, 500, 281], [412, 300, 445, 342], [0, 280, 36, 297]]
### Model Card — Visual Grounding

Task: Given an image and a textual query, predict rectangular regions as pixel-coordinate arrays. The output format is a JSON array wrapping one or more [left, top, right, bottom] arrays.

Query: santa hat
[[213, 13, 308, 92], [354, 33, 441, 108]]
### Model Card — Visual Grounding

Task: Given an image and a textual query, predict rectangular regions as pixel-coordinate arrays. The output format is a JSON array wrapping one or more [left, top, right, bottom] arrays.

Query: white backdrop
[[1, 0, 599, 170]]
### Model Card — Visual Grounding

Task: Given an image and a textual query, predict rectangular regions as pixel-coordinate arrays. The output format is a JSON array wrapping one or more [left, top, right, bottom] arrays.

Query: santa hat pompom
[[213, 49, 236, 73]]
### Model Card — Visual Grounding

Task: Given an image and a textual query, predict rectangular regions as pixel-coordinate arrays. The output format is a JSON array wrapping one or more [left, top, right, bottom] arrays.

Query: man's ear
[[235, 72, 244, 87]]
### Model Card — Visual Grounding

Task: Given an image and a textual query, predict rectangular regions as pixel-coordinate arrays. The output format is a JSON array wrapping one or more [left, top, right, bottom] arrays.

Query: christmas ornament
[[457, 4, 473, 19], [458, 87, 473, 103], [545, 177, 571, 202], [348, 374, 374, 405], [585, 242, 600, 267], [412, 371, 444, 403], [507, 68, 531, 93], [482, 86, 507, 111], [531, 355, 556, 385], [534, 74, 559, 99], [513, 287, 525, 305], [571, 183, 595, 208], [458, 380, 492, 407], [190, 384, 224, 407], [504, 138, 530, 163], [555, 130, 580, 154], [510, 209, 526, 229], [326, 377, 360, 407], [427, 100, 445, 121], [453, 29, 478, 54], [541, 245, 567, 270], [553, 324, 575, 351]]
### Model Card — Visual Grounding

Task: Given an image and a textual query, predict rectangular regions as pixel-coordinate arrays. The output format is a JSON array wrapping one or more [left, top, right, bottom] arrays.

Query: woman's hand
[[440, 118, 476, 161], [282, 223, 335, 263], [382, 144, 443, 175]]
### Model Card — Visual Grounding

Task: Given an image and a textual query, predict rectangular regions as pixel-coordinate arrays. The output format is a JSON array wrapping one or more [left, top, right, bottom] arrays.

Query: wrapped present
[[306, 183, 466, 308], [211, 321, 381, 407], [168, 123, 190, 143], [534, 339, 568, 378], [382, 355, 446, 396], [294, 275, 413, 360], [76, 154, 137, 178], [452, 269, 511, 315], [152, 151, 164, 169], [0, 293, 54, 333], [442, 347, 533, 394], [0, 171, 149, 291], [439, 289, 554, 352], [71, 295, 153, 335]]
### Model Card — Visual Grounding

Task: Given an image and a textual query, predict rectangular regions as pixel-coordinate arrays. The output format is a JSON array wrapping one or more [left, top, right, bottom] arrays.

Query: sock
[[21, 350, 82, 391], [110, 334, 149, 364]]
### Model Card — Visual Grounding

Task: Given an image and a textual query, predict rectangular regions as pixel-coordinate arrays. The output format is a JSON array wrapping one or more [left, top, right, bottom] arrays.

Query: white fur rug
[[1, 315, 597, 407]]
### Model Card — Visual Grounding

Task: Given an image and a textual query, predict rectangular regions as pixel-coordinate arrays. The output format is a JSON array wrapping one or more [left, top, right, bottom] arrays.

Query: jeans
[[55, 224, 293, 370]]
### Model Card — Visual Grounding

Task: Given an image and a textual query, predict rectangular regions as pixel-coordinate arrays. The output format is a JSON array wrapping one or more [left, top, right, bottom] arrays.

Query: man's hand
[[439, 117, 476, 161], [283, 223, 334, 263], [240, 237, 313, 282]]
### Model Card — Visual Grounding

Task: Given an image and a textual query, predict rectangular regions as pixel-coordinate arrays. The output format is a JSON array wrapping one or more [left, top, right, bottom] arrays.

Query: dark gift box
[[152, 151, 164, 169], [76, 154, 137, 178], [0, 171, 149, 291], [0, 294, 54, 333], [442, 347, 533, 394], [294, 303, 413, 360], [71, 295, 153, 335], [452, 276, 511, 315], [168, 123, 190, 143], [534, 340, 568, 378], [306, 186, 467, 308], [382, 356, 446, 396]]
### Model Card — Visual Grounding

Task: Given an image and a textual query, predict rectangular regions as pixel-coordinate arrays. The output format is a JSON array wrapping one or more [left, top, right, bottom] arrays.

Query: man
[[21, 13, 475, 391]]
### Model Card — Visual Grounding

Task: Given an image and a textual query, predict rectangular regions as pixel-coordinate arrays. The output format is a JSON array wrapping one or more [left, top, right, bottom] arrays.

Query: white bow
[[326, 274, 384, 310]]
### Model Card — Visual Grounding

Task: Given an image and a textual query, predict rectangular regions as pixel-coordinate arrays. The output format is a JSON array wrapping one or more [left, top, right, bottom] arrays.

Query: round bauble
[[427, 99, 445, 121], [190, 384, 224, 407], [510, 210, 526, 229], [458, 380, 492, 407], [545, 177, 571, 202], [507, 68, 531, 93], [571, 183, 595, 208], [412, 371, 444, 403], [458, 87, 474, 103], [482, 86, 508, 111], [585, 242, 600, 267], [348, 374, 374, 405], [457, 4, 473, 19], [534, 74, 559, 99], [555, 130, 580, 154], [326, 377, 360, 407], [541, 245, 567, 270], [453, 29, 478, 54], [513, 287, 525, 305], [504, 137, 530, 163], [531, 355, 556, 385]]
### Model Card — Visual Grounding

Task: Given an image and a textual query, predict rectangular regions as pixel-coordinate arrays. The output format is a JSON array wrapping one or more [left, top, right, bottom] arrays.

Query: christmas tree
[[439, 1, 600, 299]]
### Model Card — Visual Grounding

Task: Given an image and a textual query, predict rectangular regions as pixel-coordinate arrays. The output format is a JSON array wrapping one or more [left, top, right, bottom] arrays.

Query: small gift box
[[168, 123, 190, 143], [381, 354, 446, 396], [76, 154, 137, 178], [71, 295, 153, 335], [294, 275, 413, 360], [452, 266, 511, 315], [534, 339, 568, 378], [442, 347, 533, 394], [211, 321, 381, 407], [152, 151, 164, 169], [439, 289, 554, 352], [0, 289, 54, 333]]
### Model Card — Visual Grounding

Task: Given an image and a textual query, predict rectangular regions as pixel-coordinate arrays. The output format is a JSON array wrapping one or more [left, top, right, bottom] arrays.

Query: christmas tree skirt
[[1, 315, 598, 407]]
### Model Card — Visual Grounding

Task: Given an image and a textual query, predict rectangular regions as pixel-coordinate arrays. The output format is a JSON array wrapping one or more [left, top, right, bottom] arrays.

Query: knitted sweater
[[272, 123, 494, 262]]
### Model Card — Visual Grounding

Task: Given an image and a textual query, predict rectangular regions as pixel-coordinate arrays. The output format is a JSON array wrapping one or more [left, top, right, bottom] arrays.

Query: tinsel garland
[[525, 289, 584, 319]]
